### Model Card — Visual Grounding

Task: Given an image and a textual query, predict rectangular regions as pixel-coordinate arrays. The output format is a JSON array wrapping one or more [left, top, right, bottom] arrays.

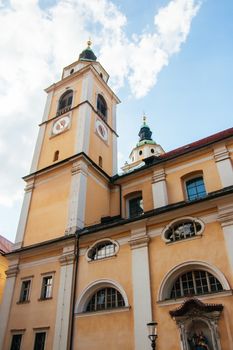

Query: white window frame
[[39, 272, 55, 300], [85, 238, 119, 262], [18, 276, 33, 303]]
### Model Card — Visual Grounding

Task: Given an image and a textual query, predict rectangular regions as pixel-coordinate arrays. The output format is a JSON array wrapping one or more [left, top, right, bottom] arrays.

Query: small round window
[[151, 149, 155, 154], [70, 68, 74, 74], [139, 150, 143, 156]]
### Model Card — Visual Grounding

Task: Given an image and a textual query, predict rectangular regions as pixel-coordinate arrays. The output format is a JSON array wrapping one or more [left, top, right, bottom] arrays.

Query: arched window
[[53, 150, 59, 162], [87, 240, 117, 261], [170, 270, 223, 299], [86, 287, 125, 312], [97, 94, 107, 121], [57, 90, 73, 115], [162, 217, 204, 243], [185, 176, 206, 201]]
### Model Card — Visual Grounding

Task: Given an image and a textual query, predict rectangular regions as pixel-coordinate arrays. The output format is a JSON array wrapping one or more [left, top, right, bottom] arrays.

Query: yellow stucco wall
[[0, 254, 8, 304], [23, 166, 71, 246]]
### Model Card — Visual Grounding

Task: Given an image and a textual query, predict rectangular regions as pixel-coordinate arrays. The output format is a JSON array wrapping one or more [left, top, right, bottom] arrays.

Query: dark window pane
[[186, 177, 206, 201], [34, 332, 46, 350], [129, 196, 143, 218], [97, 94, 107, 121], [10, 334, 22, 350], [19, 280, 31, 302]]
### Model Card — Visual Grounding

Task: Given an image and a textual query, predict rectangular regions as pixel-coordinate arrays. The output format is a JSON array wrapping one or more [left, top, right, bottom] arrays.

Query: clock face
[[96, 119, 108, 141], [52, 116, 70, 135]]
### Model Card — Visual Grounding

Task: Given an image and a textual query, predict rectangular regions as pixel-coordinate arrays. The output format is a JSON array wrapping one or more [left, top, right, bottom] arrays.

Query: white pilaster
[[129, 226, 152, 350], [0, 261, 19, 350], [66, 161, 88, 233], [214, 145, 233, 187], [14, 180, 34, 249], [112, 134, 118, 176], [74, 104, 92, 154], [30, 91, 53, 173], [218, 203, 233, 272], [152, 168, 168, 208], [53, 247, 75, 350]]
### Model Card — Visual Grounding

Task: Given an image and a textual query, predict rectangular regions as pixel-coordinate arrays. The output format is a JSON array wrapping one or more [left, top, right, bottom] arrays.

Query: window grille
[[57, 90, 73, 115], [86, 288, 125, 312], [165, 220, 202, 242], [170, 270, 223, 299], [88, 241, 116, 261]]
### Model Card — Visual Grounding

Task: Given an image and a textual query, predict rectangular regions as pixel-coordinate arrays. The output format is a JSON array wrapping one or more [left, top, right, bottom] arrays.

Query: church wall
[[3, 254, 61, 350], [23, 166, 71, 246], [84, 170, 111, 226]]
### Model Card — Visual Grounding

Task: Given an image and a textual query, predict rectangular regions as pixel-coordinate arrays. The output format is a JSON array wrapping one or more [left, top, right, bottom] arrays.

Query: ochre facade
[[0, 43, 233, 350]]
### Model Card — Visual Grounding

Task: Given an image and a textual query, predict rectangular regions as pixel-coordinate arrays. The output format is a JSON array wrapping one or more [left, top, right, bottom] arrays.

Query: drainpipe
[[69, 232, 79, 350]]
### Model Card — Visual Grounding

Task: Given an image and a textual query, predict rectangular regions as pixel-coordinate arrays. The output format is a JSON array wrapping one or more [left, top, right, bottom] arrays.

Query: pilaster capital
[[5, 265, 19, 278], [129, 225, 150, 249], [71, 161, 88, 176], [24, 180, 35, 192], [217, 204, 233, 227], [59, 253, 75, 266], [213, 145, 230, 163], [152, 168, 166, 183]]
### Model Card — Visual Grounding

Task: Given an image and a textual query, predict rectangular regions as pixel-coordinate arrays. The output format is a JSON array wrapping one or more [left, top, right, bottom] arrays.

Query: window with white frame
[[40, 275, 53, 300], [170, 270, 223, 299], [19, 279, 31, 303], [10, 334, 23, 350], [57, 90, 73, 115], [86, 287, 125, 312]]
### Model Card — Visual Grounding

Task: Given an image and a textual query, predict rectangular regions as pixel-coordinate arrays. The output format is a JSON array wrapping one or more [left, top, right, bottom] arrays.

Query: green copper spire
[[136, 114, 156, 147]]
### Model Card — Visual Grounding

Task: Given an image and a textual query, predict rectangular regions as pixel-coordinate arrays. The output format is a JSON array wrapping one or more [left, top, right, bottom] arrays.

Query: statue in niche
[[188, 331, 210, 350]]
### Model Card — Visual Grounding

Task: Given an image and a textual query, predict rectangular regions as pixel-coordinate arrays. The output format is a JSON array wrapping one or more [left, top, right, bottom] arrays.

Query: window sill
[[157, 290, 233, 307], [87, 255, 117, 263], [38, 297, 53, 302], [76, 306, 131, 318], [17, 300, 30, 304]]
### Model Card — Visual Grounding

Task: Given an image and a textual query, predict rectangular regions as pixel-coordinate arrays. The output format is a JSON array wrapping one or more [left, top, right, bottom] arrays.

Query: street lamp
[[147, 321, 158, 350]]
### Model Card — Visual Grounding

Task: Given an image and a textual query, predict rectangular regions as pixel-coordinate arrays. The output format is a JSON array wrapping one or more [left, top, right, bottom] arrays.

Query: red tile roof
[[160, 127, 233, 159], [0, 235, 13, 253]]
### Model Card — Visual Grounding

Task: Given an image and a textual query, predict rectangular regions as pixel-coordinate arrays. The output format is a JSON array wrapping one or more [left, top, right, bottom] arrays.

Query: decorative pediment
[[170, 298, 223, 318]]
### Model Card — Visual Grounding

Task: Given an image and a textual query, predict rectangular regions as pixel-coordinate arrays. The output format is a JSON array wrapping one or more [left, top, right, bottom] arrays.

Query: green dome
[[79, 40, 97, 61]]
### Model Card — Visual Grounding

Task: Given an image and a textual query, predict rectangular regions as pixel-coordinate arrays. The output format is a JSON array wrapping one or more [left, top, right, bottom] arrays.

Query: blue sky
[[0, 0, 232, 242]]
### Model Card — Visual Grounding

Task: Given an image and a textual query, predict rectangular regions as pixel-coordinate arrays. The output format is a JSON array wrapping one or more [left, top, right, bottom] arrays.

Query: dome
[[79, 40, 97, 62], [137, 116, 156, 146]]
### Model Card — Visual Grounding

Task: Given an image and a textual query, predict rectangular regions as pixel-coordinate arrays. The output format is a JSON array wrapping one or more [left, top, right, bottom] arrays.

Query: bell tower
[[14, 42, 120, 248]]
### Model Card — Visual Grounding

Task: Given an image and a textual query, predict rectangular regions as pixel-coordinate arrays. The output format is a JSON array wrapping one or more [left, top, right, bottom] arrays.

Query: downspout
[[69, 232, 79, 350]]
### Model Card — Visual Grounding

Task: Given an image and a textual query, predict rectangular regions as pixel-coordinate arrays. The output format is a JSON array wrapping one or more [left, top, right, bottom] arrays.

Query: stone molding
[[214, 145, 230, 162], [217, 204, 233, 227], [24, 180, 35, 193], [71, 161, 88, 176], [152, 168, 166, 183], [129, 235, 150, 249], [6, 265, 19, 278]]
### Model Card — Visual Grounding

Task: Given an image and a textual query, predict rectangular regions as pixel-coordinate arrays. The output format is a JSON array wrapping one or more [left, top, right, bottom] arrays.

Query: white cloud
[[0, 0, 201, 239]]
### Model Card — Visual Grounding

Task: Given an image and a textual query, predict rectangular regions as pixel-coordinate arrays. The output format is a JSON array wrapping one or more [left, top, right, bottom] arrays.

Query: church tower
[[14, 41, 120, 249]]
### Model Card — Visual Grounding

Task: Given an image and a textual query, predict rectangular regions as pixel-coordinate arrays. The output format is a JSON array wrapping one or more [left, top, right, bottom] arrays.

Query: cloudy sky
[[0, 0, 232, 242]]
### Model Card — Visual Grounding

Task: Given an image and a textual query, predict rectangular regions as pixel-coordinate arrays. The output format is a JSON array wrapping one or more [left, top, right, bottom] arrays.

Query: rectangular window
[[33, 332, 46, 350], [128, 196, 143, 218], [10, 334, 22, 350], [41, 276, 53, 299], [19, 280, 31, 302]]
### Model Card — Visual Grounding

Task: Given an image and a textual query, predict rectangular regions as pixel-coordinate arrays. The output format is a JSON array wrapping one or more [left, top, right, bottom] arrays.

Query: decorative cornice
[[24, 180, 35, 193]]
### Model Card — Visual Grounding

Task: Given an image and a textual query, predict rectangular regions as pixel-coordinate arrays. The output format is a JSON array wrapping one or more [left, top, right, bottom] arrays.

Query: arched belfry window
[[86, 287, 125, 312], [97, 94, 107, 121], [170, 270, 223, 299], [57, 90, 73, 115]]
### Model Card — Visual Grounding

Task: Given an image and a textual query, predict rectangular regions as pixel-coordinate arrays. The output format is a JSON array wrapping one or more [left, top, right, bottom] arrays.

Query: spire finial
[[142, 113, 147, 125], [87, 38, 92, 48]]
